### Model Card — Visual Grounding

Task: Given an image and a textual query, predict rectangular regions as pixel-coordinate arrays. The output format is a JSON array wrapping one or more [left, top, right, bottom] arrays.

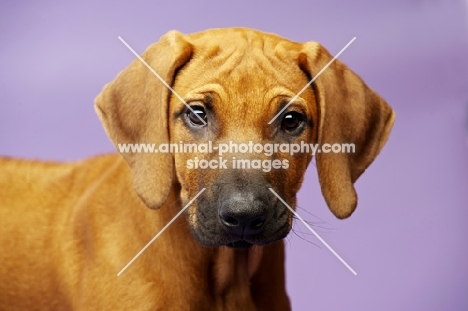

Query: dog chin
[[226, 241, 253, 249], [190, 230, 289, 249]]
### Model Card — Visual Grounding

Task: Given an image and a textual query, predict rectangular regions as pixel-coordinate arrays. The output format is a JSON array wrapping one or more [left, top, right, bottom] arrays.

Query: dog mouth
[[226, 240, 253, 249]]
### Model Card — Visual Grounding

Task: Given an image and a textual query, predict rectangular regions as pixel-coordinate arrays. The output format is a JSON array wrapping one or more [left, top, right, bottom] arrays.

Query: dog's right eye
[[187, 106, 207, 127]]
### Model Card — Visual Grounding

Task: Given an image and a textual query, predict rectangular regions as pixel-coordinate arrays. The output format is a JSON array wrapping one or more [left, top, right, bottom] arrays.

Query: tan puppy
[[0, 28, 394, 310]]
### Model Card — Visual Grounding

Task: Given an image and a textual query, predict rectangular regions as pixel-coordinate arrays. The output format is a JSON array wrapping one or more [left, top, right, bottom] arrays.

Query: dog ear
[[299, 42, 395, 219], [94, 31, 192, 209]]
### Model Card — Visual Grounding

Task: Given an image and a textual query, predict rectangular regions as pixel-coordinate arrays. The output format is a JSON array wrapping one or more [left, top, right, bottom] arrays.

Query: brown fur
[[0, 28, 394, 310]]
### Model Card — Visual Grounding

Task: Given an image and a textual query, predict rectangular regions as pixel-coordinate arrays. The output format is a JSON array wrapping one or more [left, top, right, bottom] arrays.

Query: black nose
[[219, 194, 267, 236]]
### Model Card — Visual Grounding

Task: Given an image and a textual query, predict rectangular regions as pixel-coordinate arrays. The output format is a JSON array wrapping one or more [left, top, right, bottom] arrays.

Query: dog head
[[95, 28, 395, 248]]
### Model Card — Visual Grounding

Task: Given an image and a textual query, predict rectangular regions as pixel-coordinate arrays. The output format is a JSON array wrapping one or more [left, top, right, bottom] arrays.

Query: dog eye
[[187, 106, 207, 127], [281, 111, 303, 133]]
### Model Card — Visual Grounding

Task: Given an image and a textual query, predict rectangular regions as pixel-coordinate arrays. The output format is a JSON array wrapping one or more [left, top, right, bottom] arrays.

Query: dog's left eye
[[187, 106, 207, 127], [281, 111, 303, 133]]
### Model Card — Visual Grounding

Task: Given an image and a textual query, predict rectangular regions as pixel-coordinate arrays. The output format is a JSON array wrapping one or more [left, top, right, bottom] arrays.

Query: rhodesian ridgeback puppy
[[0, 28, 394, 310]]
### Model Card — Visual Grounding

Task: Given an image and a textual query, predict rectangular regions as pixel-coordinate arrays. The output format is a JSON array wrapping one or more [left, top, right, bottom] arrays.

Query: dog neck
[[212, 245, 264, 295]]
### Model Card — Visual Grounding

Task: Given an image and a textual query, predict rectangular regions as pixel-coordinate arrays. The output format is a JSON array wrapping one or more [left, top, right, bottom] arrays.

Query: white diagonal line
[[117, 188, 206, 276], [118, 36, 207, 125], [268, 37, 356, 124], [268, 188, 357, 276]]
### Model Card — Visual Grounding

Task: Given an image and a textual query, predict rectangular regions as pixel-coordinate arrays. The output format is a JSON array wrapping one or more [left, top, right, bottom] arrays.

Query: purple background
[[1, 0, 468, 310]]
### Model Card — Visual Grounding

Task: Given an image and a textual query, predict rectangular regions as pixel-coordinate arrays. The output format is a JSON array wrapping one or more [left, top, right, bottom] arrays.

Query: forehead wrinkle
[[206, 49, 291, 127], [187, 31, 290, 89], [218, 50, 296, 109]]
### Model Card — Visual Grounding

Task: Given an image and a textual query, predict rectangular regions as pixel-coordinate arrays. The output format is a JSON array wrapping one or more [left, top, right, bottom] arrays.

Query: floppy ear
[[94, 31, 193, 209], [299, 42, 395, 219]]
